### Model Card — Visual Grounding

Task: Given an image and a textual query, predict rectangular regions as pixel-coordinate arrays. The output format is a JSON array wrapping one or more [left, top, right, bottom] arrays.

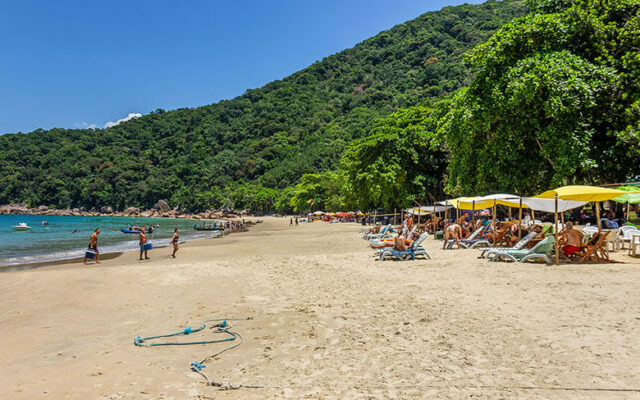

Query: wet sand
[[1, 217, 639, 399]]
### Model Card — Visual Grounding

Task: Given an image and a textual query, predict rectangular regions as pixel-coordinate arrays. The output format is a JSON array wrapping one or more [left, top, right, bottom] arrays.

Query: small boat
[[12, 222, 32, 231], [194, 224, 219, 231], [121, 228, 141, 234]]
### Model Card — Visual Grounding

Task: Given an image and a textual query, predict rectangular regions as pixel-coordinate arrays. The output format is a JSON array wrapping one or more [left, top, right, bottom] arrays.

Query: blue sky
[[0, 0, 483, 134]]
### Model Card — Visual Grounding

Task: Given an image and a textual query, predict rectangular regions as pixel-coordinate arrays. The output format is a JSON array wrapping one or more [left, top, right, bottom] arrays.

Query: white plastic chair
[[619, 226, 640, 249], [630, 233, 640, 257]]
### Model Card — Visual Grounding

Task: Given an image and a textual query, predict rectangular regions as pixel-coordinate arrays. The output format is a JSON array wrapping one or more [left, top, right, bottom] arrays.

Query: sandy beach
[[1, 217, 639, 399]]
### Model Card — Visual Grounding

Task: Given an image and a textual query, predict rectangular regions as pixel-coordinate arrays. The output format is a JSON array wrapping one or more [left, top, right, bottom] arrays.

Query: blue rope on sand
[[134, 317, 253, 387], [133, 319, 235, 347]]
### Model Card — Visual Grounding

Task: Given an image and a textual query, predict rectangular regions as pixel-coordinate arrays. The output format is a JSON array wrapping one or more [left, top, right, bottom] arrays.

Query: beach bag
[[144, 242, 153, 251]]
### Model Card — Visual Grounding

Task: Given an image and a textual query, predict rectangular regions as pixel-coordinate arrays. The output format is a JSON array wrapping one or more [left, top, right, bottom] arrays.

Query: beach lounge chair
[[444, 225, 483, 249], [450, 221, 495, 249], [477, 231, 537, 259], [379, 232, 430, 261], [468, 222, 516, 249], [489, 236, 556, 265], [365, 224, 392, 240], [574, 230, 611, 263]]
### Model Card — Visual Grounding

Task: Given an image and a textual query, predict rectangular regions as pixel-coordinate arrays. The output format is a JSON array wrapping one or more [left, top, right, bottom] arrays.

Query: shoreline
[[0, 230, 235, 272], [0, 214, 253, 269]]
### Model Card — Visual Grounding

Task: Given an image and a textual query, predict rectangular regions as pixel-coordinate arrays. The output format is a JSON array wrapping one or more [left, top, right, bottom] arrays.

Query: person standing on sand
[[139, 227, 150, 260], [170, 228, 179, 258], [83, 228, 101, 264], [295, 217, 298, 226], [290, 217, 293, 227]]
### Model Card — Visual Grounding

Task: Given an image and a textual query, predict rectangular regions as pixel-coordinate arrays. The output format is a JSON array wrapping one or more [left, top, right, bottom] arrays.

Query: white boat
[[12, 222, 31, 231]]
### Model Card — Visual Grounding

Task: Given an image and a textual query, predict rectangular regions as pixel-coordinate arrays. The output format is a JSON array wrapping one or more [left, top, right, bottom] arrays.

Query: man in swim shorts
[[83, 228, 100, 264], [559, 222, 583, 261]]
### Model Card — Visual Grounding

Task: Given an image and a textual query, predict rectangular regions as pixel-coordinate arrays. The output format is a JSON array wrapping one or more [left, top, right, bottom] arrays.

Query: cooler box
[[144, 242, 153, 251], [85, 249, 96, 259]]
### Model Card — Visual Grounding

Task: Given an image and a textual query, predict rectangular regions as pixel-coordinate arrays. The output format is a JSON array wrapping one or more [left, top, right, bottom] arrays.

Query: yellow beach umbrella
[[535, 185, 626, 265], [535, 185, 626, 202]]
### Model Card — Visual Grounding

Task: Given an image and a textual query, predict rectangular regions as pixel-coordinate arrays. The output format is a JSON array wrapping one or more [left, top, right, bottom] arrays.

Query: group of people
[[127, 224, 158, 233], [82, 227, 180, 264]]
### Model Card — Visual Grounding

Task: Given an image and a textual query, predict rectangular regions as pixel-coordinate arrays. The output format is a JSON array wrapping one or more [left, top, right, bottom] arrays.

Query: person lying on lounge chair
[[559, 222, 584, 261], [394, 234, 409, 251], [443, 223, 463, 249], [370, 233, 417, 249]]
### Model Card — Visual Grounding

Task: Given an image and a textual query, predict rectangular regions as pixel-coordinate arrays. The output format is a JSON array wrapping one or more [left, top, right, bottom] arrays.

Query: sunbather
[[558, 222, 583, 261]]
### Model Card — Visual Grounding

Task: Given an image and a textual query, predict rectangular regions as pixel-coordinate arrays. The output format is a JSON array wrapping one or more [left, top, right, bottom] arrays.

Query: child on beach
[[139, 227, 150, 260]]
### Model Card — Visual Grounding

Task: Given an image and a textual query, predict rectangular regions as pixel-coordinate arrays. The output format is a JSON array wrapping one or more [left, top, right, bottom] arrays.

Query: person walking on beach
[[295, 217, 298, 226], [290, 217, 293, 227], [170, 228, 179, 258], [83, 228, 101, 264], [139, 227, 150, 260]]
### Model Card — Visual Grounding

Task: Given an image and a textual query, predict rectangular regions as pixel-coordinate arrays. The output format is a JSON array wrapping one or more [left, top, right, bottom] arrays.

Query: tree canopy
[[0, 0, 526, 212]]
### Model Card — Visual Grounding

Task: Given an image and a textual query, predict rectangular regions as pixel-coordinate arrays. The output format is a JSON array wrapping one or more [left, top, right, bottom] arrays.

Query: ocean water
[[0, 214, 220, 267]]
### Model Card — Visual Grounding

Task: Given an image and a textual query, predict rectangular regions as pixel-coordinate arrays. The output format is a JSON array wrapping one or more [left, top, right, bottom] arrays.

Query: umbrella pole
[[596, 201, 601, 230], [445, 200, 449, 223], [555, 195, 559, 265], [432, 208, 436, 240], [472, 201, 476, 229], [627, 202, 630, 222], [492, 200, 496, 248], [509, 207, 512, 220], [531, 209, 535, 223], [394, 208, 397, 226], [518, 198, 522, 239]]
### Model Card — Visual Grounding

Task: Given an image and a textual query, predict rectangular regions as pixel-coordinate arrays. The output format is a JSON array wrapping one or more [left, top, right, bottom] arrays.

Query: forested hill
[[0, 0, 526, 212]]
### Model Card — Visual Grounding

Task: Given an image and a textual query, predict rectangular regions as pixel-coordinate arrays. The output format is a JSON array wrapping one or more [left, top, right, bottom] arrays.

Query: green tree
[[437, 0, 640, 196], [340, 106, 447, 210]]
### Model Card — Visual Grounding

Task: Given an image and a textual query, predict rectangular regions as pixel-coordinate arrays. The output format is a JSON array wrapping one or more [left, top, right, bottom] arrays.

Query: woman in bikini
[[170, 228, 179, 258]]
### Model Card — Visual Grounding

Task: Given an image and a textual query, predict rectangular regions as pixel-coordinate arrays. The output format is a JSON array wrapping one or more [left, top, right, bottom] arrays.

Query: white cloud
[[104, 112, 142, 128], [74, 121, 99, 130]]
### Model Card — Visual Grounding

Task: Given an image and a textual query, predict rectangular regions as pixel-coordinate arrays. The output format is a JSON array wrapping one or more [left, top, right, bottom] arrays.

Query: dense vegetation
[[3, 0, 637, 214], [338, 0, 640, 208], [0, 0, 527, 212]]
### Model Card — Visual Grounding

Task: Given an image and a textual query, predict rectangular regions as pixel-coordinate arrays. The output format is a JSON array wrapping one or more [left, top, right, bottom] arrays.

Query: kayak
[[121, 228, 141, 234]]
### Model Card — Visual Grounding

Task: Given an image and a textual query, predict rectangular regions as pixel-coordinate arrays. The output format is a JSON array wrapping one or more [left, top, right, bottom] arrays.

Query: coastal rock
[[123, 207, 140, 216], [100, 206, 114, 214], [6, 203, 30, 214], [154, 200, 171, 213], [140, 210, 153, 218], [37, 205, 48, 212]]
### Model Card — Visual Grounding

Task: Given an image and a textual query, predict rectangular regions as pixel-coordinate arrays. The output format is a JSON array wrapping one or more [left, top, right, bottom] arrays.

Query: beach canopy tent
[[443, 194, 519, 210], [499, 197, 587, 212], [404, 205, 452, 215], [314, 211, 325, 215], [535, 185, 626, 202], [612, 186, 640, 204]]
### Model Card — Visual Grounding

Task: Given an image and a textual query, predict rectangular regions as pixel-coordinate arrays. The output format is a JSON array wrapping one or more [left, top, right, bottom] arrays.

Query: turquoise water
[[0, 214, 220, 267]]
